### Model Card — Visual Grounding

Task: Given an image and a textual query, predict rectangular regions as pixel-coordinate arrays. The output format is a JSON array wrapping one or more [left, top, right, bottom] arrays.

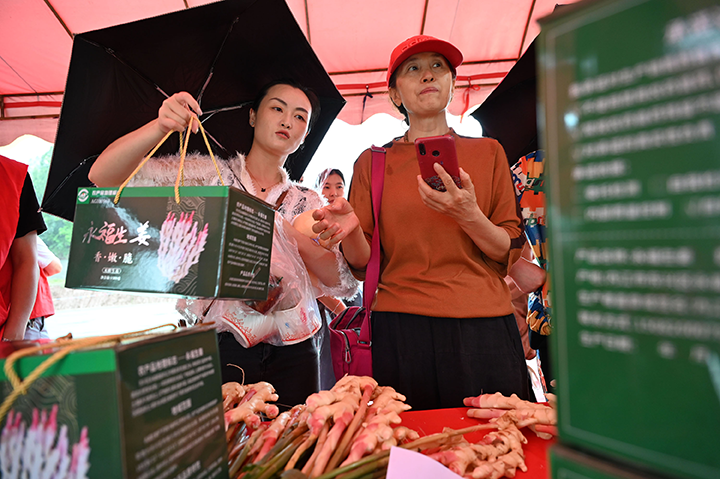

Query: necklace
[[247, 169, 281, 193]]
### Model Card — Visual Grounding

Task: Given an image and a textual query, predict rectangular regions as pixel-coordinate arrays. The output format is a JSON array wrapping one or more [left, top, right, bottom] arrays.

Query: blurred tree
[[29, 147, 72, 259]]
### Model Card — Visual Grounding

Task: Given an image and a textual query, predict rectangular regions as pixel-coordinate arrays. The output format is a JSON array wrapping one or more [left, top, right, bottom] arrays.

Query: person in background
[[314, 168, 363, 311], [312, 35, 529, 410], [0, 155, 46, 341], [316, 168, 346, 205], [25, 237, 62, 340]]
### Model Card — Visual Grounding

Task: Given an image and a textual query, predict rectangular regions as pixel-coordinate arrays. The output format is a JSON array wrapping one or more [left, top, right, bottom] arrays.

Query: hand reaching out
[[311, 198, 360, 247]]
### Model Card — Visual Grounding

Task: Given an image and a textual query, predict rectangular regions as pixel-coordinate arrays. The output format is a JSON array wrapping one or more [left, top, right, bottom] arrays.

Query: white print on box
[[0, 405, 91, 479], [158, 211, 209, 283]]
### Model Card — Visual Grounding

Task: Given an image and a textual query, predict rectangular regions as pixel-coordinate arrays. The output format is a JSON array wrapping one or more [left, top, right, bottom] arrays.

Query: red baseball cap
[[387, 35, 463, 86]]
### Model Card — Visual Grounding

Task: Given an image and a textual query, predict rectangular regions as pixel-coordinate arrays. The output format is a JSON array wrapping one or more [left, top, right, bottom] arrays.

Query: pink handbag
[[329, 145, 385, 380]]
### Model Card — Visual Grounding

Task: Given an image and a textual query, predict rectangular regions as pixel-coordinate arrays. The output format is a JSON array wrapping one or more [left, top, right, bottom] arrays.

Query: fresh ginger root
[[464, 392, 557, 438], [222, 381, 247, 411], [425, 426, 528, 478], [224, 381, 280, 429], [393, 425, 420, 444], [464, 392, 536, 410]]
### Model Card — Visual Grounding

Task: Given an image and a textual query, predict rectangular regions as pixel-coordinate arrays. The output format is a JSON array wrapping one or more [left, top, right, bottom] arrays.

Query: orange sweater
[[348, 132, 524, 318]]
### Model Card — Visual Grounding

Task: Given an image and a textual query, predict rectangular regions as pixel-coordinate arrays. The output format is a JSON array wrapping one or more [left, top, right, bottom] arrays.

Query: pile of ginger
[[222, 377, 556, 479], [423, 392, 557, 479]]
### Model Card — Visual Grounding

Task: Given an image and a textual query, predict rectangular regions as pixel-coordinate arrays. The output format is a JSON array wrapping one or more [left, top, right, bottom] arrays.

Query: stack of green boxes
[[539, 0, 720, 478], [0, 327, 229, 479]]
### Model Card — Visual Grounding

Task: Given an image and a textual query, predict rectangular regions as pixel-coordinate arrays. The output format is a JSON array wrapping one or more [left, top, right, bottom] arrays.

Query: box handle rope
[[0, 323, 177, 422], [114, 114, 225, 205]]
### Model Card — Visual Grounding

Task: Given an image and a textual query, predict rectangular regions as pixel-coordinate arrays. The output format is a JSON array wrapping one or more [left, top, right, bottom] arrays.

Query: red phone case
[[414, 135, 461, 191]]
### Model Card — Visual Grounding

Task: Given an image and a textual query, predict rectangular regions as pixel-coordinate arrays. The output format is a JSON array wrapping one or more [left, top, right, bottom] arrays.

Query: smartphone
[[414, 135, 461, 191]]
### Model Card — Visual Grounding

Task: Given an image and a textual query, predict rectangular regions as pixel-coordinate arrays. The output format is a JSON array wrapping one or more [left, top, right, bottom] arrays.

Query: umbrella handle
[[113, 115, 225, 205]]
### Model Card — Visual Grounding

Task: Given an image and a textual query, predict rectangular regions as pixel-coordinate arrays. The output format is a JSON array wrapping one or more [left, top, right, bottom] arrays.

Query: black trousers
[[371, 312, 529, 411], [529, 330, 553, 391], [218, 332, 321, 409]]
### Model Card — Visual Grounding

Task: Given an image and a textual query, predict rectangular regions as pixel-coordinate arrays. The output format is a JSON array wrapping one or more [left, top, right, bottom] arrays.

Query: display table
[[400, 408, 554, 479]]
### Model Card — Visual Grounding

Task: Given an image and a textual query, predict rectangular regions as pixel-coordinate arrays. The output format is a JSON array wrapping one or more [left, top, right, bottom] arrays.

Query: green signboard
[[66, 186, 274, 300], [540, 1, 720, 478], [0, 328, 228, 479]]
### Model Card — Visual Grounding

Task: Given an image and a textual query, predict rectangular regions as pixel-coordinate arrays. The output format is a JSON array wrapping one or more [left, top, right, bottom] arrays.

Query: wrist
[[455, 205, 483, 228]]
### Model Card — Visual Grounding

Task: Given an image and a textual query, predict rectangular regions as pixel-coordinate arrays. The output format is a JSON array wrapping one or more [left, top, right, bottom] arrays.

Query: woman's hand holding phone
[[417, 164, 484, 225], [414, 135, 462, 191]]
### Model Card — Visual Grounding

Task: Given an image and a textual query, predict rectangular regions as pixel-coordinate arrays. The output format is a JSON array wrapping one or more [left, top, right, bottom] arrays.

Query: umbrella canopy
[[41, 0, 345, 221], [470, 39, 538, 166], [470, 4, 574, 165]]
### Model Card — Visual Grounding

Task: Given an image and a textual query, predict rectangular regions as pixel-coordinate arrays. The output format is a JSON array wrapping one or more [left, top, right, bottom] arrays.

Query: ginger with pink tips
[[465, 391, 557, 439], [307, 391, 359, 436], [393, 425, 420, 444], [365, 386, 409, 420], [255, 411, 293, 460], [427, 442, 478, 476], [464, 392, 533, 410], [339, 410, 401, 466], [305, 390, 337, 410], [224, 381, 279, 429], [330, 375, 377, 396], [222, 381, 248, 410]]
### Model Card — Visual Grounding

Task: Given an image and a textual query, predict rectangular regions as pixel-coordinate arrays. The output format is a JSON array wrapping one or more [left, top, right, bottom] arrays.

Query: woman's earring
[[250, 121, 255, 126]]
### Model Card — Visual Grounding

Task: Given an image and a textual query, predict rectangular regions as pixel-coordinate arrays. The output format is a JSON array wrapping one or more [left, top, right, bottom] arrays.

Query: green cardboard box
[[539, 1, 720, 478], [0, 327, 228, 479], [66, 186, 275, 300]]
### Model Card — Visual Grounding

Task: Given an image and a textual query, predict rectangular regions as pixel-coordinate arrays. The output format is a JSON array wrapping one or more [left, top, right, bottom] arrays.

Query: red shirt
[[0, 156, 29, 332], [30, 268, 54, 319]]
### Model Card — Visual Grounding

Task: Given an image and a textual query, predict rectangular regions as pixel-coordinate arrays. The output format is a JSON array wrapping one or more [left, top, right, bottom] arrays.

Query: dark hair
[[316, 168, 345, 189], [251, 79, 321, 132], [388, 54, 457, 125]]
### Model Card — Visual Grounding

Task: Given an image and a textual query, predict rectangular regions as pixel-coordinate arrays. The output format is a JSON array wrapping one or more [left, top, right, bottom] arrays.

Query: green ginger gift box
[[66, 186, 274, 300], [0, 327, 228, 479]]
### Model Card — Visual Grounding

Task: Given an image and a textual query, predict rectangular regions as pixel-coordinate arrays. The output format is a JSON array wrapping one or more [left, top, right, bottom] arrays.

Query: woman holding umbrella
[[90, 80, 358, 405], [312, 36, 529, 410]]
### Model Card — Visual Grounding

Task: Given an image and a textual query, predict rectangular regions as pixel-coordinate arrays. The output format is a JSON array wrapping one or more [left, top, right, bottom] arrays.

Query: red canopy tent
[[0, 0, 579, 145]]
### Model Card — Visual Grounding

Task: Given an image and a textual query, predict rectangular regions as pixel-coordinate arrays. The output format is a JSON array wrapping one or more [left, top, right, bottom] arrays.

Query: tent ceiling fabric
[[0, 0, 579, 145]]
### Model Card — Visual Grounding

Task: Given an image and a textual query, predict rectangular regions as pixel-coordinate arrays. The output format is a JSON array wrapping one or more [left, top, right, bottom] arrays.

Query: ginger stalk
[[255, 411, 293, 460], [301, 421, 330, 476], [325, 383, 375, 471]]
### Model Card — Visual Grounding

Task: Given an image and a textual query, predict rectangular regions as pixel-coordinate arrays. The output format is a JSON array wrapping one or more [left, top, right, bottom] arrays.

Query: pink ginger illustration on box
[[0, 405, 90, 479], [158, 211, 209, 283]]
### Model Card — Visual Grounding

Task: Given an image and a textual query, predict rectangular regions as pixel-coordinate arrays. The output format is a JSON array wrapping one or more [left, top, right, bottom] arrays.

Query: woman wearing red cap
[[313, 35, 529, 409]]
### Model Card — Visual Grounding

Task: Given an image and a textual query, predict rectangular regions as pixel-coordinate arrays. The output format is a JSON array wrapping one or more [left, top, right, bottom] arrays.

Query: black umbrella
[[470, 40, 538, 166], [42, 0, 345, 221]]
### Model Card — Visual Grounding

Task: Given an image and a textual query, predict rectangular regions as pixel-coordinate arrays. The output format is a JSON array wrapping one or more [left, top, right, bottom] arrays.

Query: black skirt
[[371, 312, 529, 410]]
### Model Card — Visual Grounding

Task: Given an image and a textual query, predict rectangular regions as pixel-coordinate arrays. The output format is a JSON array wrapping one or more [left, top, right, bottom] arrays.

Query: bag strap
[[114, 115, 225, 205], [358, 145, 386, 345]]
